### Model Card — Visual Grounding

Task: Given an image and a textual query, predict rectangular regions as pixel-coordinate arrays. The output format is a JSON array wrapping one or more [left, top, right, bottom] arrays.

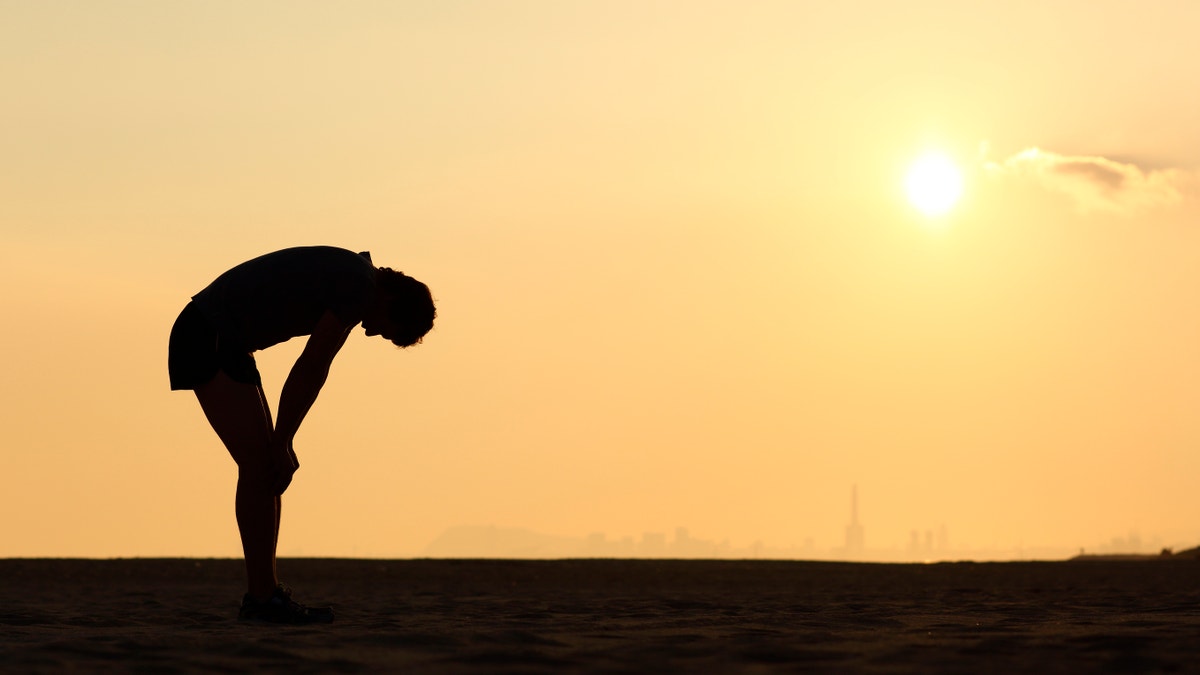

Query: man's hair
[[377, 267, 436, 348]]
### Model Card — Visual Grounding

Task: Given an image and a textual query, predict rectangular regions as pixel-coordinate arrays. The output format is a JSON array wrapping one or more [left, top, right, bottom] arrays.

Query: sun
[[905, 153, 963, 217]]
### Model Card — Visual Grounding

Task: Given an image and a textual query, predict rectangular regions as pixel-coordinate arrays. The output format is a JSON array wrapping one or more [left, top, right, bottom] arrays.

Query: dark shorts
[[168, 302, 262, 390]]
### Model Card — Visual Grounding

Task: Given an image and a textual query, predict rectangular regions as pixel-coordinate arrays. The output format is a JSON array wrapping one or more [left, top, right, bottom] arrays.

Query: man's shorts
[[168, 302, 263, 390]]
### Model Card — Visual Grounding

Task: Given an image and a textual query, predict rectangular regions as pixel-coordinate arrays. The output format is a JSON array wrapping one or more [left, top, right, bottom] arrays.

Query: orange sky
[[3, 1, 1199, 559]]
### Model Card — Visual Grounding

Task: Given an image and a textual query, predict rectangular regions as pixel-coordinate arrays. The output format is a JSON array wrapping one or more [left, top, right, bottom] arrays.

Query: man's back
[[191, 246, 376, 352]]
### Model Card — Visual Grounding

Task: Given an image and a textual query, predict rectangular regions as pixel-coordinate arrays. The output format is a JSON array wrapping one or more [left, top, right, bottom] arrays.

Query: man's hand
[[272, 437, 300, 496]]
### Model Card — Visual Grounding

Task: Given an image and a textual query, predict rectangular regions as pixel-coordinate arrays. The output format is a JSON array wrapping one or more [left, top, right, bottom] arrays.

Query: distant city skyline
[[420, 486, 1180, 562]]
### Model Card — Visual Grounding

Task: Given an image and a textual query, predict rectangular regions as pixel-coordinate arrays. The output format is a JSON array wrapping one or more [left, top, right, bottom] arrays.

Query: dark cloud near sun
[[1052, 160, 1125, 192], [985, 148, 1193, 215]]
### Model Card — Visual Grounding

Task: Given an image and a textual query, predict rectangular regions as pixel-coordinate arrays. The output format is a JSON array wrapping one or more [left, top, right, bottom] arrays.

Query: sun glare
[[905, 153, 963, 217]]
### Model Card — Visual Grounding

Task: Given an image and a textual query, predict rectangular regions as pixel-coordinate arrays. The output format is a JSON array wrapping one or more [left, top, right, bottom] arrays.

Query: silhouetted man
[[168, 246, 435, 623]]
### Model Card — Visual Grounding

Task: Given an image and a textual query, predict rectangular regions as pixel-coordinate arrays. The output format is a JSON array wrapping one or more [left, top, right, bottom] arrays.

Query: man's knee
[[236, 458, 277, 493]]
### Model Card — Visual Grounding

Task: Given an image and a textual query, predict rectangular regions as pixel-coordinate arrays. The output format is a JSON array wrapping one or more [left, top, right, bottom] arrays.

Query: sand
[[2, 558, 1198, 673]]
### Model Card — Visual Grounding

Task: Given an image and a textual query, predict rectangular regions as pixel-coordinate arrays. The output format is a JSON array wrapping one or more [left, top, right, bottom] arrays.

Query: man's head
[[364, 268, 436, 347]]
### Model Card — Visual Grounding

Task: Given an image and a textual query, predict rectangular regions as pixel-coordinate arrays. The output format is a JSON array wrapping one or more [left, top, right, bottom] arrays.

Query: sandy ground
[[2, 558, 1199, 673]]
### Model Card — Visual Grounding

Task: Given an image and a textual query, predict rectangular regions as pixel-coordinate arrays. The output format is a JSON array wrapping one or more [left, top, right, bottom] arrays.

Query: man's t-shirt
[[191, 246, 376, 353]]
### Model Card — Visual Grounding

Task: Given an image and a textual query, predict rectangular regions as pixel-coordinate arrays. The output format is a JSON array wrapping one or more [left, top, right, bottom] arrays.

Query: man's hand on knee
[[271, 438, 300, 495]]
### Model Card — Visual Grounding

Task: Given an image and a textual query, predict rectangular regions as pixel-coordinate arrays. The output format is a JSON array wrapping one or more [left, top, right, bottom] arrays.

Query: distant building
[[641, 532, 666, 556], [845, 485, 864, 556]]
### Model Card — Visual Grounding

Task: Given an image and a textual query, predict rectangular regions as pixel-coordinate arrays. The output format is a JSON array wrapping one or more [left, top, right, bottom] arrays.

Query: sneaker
[[238, 585, 334, 624]]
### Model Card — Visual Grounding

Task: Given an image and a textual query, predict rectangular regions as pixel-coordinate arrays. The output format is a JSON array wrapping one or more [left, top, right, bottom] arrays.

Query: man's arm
[[275, 309, 355, 447]]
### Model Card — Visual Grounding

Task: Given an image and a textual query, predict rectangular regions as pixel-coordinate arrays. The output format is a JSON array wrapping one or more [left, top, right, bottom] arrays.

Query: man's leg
[[195, 370, 279, 600], [255, 384, 284, 587]]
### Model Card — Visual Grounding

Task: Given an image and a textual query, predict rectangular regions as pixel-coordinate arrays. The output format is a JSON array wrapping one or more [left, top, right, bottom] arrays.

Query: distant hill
[[1170, 545, 1200, 560], [425, 525, 582, 558]]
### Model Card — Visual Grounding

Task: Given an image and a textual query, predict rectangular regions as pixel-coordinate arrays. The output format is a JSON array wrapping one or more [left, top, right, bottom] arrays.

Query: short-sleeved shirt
[[190, 246, 376, 353]]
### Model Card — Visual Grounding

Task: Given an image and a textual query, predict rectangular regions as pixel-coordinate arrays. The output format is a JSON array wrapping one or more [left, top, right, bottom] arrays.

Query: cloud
[[984, 148, 1192, 215]]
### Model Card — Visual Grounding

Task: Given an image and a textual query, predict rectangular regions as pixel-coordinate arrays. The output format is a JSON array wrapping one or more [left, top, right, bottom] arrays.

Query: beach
[[2, 558, 1198, 673]]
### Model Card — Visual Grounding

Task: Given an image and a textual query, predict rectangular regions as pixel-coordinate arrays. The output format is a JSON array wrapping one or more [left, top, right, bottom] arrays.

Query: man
[[168, 246, 435, 624]]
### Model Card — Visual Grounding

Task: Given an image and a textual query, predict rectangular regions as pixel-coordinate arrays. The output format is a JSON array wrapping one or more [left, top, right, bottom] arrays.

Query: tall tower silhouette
[[845, 484, 864, 556]]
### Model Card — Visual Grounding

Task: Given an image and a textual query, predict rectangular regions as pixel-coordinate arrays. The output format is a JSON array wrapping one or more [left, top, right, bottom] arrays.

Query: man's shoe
[[238, 585, 334, 624]]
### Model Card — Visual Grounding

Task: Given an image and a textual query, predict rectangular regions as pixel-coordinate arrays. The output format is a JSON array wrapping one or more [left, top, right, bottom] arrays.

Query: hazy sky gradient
[[3, 1, 1199, 558]]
